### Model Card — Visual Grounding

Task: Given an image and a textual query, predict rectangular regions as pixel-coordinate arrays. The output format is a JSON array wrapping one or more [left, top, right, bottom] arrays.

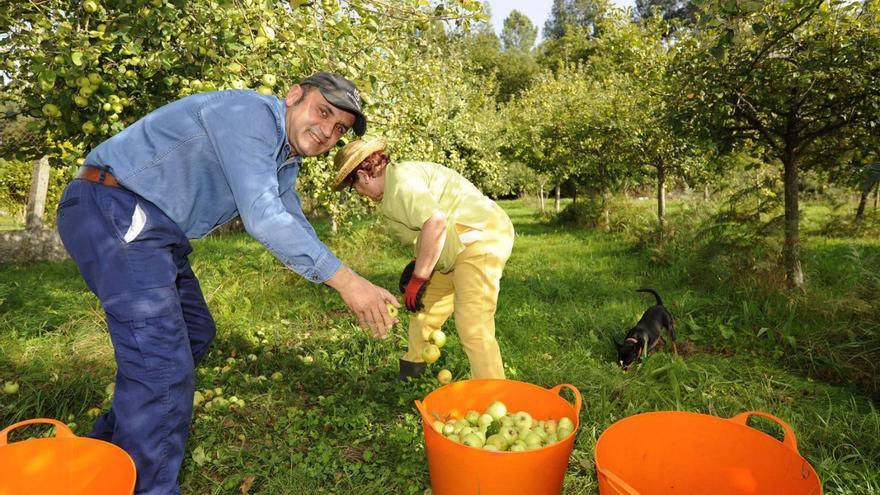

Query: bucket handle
[[0, 418, 75, 446], [728, 411, 799, 453], [597, 467, 641, 495], [548, 384, 582, 416]]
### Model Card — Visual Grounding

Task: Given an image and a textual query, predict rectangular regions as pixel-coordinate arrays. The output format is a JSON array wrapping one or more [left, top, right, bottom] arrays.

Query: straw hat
[[332, 137, 388, 190]]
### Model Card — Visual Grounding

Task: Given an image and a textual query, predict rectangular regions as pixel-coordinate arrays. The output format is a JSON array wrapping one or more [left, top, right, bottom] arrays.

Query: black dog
[[615, 288, 676, 369]]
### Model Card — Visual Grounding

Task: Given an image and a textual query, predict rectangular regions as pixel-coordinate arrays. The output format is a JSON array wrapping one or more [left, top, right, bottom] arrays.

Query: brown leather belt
[[77, 166, 120, 187]]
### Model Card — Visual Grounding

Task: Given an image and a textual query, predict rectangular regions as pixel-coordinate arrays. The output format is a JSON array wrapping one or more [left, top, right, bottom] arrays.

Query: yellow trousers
[[402, 205, 514, 379]]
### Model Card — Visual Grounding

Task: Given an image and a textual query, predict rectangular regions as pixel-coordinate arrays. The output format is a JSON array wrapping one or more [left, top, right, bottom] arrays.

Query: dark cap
[[301, 72, 367, 136]]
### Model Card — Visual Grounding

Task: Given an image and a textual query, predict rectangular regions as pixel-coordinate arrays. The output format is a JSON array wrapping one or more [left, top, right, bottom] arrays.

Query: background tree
[[462, 9, 539, 103], [635, 0, 694, 22], [501, 10, 537, 51], [669, 0, 880, 288], [539, 0, 608, 72], [0, 0, 493, 225]]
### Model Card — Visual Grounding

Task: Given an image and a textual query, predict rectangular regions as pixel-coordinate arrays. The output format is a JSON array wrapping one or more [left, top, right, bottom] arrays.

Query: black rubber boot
[[396, 359, 427, 381]]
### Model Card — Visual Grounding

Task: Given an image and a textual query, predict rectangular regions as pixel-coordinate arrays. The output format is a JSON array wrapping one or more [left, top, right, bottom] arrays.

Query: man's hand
[[325, 267, 399, 338]]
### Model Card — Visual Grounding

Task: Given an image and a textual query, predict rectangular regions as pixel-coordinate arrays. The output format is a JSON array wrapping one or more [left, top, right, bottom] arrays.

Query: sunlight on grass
[[1, 198, 878, 494]]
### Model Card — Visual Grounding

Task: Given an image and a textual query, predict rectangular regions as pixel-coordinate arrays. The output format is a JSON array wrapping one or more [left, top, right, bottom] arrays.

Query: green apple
[[558, 416, 574, 431], [498, 425, 518, 445], [3, 382, 19, 394], [464, 410, 480, 426], [270, 371, 283, 381], [436, 369, 452, 384], [227, 62, 243, 73], [42, 103, 60, 117], [523, 431, 543, 449], [557, 426, 573, 439], [513, 411, 533, 430], [453, 419, 470, 434], [81, 121, 96, 133], [462, 433, 483, 448], [257, 85, 273, 96], [431, 420, 444, 433], [485, 400, 507, 420], [442, 422, 455, 436], [428, 329, 446, 348], [509, 440, 526, 452], [261, 73, 277, 87], [87, 72, 102, 85], [422, 344, 441, 364], [545, 419, 558, 434], [483, 444, 499, 451], [446, 434, 460, 443], [193, 391, 205, 407], [477, 413, 493, 429], [83, 0, 99, 13], [485, 434, 508, 451], [385, 303, 399, 319]]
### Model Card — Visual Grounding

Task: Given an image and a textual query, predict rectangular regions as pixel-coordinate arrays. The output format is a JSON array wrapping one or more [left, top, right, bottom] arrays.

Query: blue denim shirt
[[84, 90, 342, 283]]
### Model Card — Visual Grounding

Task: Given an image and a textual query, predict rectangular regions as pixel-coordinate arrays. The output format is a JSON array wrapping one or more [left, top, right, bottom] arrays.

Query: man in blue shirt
[[55, 73, 398, 495]]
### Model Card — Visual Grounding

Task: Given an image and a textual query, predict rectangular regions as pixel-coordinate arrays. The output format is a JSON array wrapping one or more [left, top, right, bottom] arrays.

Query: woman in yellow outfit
[[333, 137, 515, 380]]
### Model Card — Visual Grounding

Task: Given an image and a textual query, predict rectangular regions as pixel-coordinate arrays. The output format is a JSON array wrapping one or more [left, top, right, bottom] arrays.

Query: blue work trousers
[[56, 179, 216, 495]]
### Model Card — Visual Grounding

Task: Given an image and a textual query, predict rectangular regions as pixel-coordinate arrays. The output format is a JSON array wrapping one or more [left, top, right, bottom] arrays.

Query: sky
[[485, 0, 637, 44]]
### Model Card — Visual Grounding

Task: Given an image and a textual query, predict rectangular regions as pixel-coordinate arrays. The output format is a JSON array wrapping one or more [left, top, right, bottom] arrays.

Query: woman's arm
[[414, 210, 447, 278]]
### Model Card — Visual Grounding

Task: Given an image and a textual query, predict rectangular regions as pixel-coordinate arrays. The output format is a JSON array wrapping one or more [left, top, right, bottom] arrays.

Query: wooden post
[[25, 156, 50, 230]]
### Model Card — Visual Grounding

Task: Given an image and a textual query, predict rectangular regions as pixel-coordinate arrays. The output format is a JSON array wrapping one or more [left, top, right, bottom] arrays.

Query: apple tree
[[668, 0, 880, 287]]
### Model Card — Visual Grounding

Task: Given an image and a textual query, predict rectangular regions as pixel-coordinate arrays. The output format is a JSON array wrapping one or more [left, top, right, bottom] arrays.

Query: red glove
[[404, 274, 430, 312]]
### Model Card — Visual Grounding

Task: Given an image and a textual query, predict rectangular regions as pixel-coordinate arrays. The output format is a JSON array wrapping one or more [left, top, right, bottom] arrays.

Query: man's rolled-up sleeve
[[201, 96, 342, 283]]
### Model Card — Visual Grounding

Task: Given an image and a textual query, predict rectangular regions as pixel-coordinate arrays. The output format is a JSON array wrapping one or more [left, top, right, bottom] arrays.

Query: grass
[[1, 198, 879, 494]]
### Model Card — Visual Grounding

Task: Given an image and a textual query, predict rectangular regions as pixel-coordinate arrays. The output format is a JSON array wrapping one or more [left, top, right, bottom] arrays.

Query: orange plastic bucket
[[595, 411, 822, 495], [0, 418, 136, 495], [414, 379, 582, 495]]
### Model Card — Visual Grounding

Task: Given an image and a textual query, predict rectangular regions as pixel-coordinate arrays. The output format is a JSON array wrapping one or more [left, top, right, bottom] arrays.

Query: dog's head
[[615, 337, 642, 369]]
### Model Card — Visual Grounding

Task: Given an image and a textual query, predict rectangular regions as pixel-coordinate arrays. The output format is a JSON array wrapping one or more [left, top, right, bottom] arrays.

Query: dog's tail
[[636, 288, 663, 306]]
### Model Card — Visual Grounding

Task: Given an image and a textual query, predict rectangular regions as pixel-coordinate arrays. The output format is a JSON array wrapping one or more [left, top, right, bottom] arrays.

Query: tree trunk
[[26, 156, 50, 230], [855, 189, 869, 222], [602, 192, 611, 231], [657, 165, 667, 231], [874, 182, 879, 211], [703, 182, 710, 202], [781, 152, 804, 288], [554, 183, 561, 213], [539, 183, 545, 213], [572, 186, 577, 205]]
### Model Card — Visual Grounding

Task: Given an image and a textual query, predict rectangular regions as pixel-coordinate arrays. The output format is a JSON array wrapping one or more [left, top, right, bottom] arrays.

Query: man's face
[[284, 85, 356, 157]]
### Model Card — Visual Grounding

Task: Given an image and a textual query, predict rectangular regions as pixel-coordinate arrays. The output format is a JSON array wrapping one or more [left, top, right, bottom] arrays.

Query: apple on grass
[[3, 381, 20, 394], [436, 369, 452, 384]]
